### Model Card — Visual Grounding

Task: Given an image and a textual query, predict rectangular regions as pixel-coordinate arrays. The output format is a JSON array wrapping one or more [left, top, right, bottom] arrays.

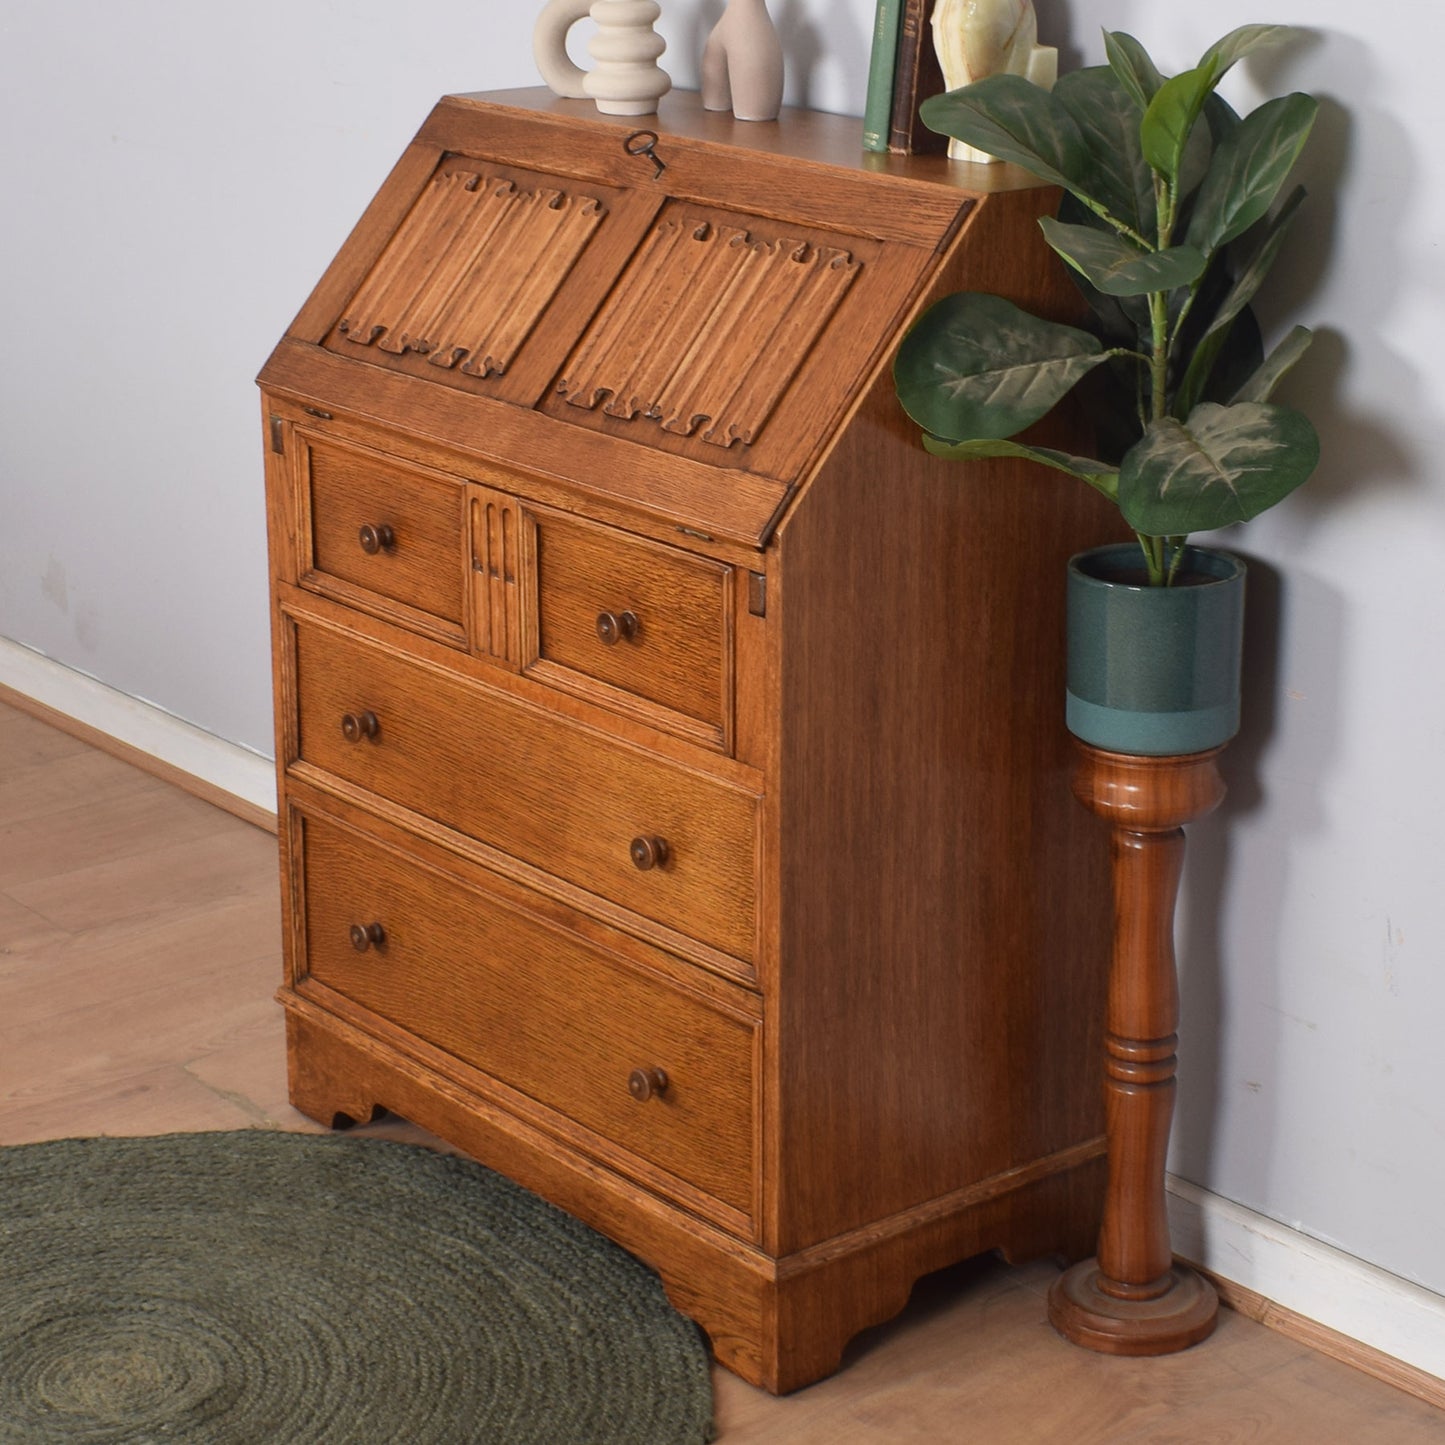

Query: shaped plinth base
[[1048, 1258, 1218, 1356]]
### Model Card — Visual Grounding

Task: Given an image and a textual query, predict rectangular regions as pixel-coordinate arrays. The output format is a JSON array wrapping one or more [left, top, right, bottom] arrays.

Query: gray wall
[[3, 0, 1443, 1303]]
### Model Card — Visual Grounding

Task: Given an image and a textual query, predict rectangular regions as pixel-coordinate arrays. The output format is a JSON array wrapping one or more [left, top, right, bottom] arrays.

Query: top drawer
[[300, 434, 467, 644], [525, 510, 731, 749]]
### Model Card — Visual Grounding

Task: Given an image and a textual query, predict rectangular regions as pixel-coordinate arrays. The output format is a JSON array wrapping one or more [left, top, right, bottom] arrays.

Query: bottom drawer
[[295, 808, 757, 1219]]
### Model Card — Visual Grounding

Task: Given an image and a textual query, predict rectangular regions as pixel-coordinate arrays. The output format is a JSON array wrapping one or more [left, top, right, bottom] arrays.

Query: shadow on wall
[[1167, 26, 1427, 1206], [772, 0, 830, 107], [676, 0, 833, 108], [1032, 0, 1084, 75], [1169, 557, 1345, 1201], [676, 0, 720, 88], [1255, 36, 1425, 516]]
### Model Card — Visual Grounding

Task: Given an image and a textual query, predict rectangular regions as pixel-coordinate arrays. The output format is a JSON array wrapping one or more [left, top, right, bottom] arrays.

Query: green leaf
[[1103, 30, 1164, 112], [1040, 218, 1206, 296], [1141, 65, 1218, 189], [1179, 93, 1238, 204], [893, 292, 1108, 442], [1119, 401, 1319, 534], [1232, 325, 1314, 402], [1053, 67, 1155, 237], [1204, 92, 1243, 145], [1174, 186, 1306, 414], [1139, 27, 1295, 195], [922, 435, 1120, 499], [1186, 94, 1317, 253], [1199, 24, 1294, 77], [1203, 304, 1265, 406], [921, 76, 1101, 206], [1056, 193, 1153, 341], [1231, 183, 1308, 289]]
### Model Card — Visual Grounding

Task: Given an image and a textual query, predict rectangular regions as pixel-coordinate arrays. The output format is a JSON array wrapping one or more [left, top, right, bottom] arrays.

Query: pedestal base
[[1048, 1259, 1218, 1356]]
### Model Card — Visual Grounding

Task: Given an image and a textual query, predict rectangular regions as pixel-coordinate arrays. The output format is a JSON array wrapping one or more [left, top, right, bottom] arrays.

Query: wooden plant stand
[[1049, 743, 1226, 1355]]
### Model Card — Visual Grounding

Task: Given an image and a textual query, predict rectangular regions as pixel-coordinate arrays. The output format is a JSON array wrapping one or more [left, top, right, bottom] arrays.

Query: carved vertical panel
[[339, 166, 607, 378], [556, 215, 861, 448], [469, 486, 523, 668]]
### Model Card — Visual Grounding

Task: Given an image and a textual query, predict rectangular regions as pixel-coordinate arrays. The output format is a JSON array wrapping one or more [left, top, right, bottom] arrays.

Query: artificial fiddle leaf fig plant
[[893, 24, 1320, 586]]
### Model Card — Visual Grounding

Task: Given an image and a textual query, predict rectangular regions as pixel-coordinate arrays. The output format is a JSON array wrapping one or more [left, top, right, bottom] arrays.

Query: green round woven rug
[[0, 1131, 716, 1444]]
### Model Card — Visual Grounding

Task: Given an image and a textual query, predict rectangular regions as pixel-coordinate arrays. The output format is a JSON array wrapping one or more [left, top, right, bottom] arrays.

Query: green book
[[862, 0, 903, 152]]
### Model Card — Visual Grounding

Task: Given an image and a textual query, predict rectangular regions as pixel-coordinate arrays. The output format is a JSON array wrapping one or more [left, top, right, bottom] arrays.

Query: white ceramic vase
[[701, 0, 784, 122], [533, 0, 672, 117]]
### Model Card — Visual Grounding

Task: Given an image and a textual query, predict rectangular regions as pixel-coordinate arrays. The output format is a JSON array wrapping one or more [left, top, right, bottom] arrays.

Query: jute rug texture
[[0, 1131, 715, 1443]]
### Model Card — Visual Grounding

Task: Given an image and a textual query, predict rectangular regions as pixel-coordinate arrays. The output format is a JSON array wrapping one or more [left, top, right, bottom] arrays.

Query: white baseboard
[[1168, 1175, 1445, 1385], [0, 637, 277, 821]]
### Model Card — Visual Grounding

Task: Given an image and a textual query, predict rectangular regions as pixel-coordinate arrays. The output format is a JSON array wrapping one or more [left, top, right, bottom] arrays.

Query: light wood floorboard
[[2, 698, 1442, 1442]]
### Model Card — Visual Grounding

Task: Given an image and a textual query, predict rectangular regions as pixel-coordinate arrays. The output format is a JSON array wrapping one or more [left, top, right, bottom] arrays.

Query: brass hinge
[[748, 571, 767, 618], [268, 415, 285, 455]]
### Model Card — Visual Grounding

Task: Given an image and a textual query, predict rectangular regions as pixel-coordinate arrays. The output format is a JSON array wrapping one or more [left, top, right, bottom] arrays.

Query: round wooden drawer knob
[[358, 523, 396, 555], [628, 1066, 668, 1102], [629, 835, 669, 871], [340, 711, 380, 743], [596, 610, 639, 645], [349, 922, 386, 952]]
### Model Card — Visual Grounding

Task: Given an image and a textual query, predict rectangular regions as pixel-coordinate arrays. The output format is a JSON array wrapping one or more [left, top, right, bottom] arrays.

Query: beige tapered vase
[[701, 0, 784, 121]]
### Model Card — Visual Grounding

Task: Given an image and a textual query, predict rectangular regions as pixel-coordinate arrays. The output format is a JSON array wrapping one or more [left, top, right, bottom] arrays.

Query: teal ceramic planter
[[1066, 544, 1246, 757]]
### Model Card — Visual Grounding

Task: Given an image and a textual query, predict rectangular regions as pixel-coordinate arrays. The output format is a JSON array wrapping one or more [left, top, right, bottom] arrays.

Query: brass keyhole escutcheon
[[623, 129, 666, 179]]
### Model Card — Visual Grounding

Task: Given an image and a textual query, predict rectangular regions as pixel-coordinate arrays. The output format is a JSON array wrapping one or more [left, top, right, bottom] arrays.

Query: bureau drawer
[[290, 616, 758, 962], [298, 810, 757, 1217], [526, 511, 730, 747], [301, 434, 467, 640]]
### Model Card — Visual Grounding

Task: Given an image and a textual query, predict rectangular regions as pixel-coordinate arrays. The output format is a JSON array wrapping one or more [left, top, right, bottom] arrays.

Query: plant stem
[[1150, 177, 1173, 426], [1131, 182, 1181, 587], [1149, 293, 1170, 423], [1075, 191, 1152, 250], [1137, 532, 1166, 586]]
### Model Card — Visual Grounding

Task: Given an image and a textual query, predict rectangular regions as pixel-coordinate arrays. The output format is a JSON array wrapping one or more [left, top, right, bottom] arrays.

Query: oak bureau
[[259, 87, 1120, 1392]]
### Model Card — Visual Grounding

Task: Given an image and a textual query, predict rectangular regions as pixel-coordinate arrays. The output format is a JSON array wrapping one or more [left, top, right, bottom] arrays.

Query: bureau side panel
[[769, 187, 1125, 1252]]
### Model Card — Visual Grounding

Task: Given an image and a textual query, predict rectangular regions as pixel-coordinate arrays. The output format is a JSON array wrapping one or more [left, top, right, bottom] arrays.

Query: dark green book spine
[[862, 0, 903, 152]]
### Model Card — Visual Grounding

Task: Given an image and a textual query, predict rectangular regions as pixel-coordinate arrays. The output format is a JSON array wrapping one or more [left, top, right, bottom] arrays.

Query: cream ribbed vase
[[701, 0, 784, 122], [533, 0, 671, 117]]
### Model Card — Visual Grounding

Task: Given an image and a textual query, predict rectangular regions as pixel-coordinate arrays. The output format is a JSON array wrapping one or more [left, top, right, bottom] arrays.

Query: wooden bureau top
[[425, 87, 1047, 247], [444, 88, 1049, 191], [259, 89, 1055, 548]]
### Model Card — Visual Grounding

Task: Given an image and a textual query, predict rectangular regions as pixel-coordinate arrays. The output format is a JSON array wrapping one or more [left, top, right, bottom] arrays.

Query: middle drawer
[[290, 613, 759, 964]]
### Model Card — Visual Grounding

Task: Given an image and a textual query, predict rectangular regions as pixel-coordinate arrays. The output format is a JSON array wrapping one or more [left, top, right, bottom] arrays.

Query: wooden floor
[[3, 696, 1442, 1443]]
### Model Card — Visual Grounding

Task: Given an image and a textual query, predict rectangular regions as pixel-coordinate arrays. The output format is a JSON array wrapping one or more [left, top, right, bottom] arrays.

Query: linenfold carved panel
[[338, 166, 606, 378], [469, 486, 522, 668], [556, 216, 861, 448]]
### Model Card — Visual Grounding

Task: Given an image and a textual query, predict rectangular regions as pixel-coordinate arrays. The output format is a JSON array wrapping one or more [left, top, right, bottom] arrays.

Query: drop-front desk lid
[[259, 87, 1029, 548]]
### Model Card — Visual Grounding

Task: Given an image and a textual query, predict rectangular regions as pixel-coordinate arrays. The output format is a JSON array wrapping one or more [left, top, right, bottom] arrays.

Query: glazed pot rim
[[1068, 542, 1245, 593]]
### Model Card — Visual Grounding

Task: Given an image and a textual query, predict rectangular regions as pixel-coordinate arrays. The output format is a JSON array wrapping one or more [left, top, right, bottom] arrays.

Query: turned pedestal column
[[1048, 743, 1225, 1355]]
